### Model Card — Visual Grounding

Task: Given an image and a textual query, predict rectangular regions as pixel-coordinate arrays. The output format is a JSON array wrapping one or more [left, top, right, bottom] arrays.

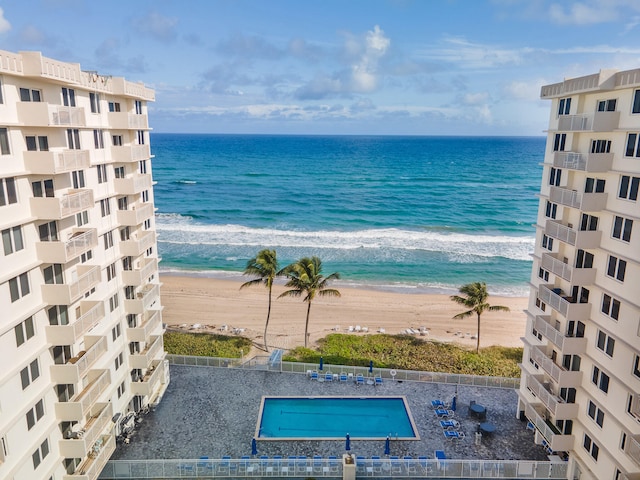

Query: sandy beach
[[160, 274, 528, 352]]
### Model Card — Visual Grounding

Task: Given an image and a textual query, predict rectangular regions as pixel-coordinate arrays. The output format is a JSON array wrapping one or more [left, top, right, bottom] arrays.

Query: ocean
[[151, 134, 544, 296]]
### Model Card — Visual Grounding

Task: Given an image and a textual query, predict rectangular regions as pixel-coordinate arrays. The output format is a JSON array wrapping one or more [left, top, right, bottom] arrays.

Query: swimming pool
[[256, 396, 419, 440]]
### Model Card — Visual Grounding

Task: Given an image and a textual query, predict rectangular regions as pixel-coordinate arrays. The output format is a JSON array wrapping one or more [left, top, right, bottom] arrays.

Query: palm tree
[[450, 282, 510, 354], [240, 249, 281, 352], [279, 256, 341, 348]]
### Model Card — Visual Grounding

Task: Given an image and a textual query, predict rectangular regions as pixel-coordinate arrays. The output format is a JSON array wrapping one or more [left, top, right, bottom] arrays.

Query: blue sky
[[2, 0, 640, 135]]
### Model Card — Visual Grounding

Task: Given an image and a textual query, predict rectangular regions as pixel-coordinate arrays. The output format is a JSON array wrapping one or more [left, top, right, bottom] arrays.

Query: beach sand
[[160, 274, 529, 353]]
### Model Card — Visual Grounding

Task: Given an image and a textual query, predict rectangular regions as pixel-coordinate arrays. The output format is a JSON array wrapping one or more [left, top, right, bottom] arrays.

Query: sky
[[2, 0, 640, 136]]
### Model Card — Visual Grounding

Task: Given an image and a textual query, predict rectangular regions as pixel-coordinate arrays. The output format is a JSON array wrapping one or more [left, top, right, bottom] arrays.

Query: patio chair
[[418, 456, 432, 475], [355, 455, 366, 474], [313, 455, 323, 472], [217, 456, 231, 475], [328, 456, 339, 473], [325, 372, 333, 382], [372, 455, 383, 473], [339, 372, 348, 382], [431, 399, 444, 408], [443, 430, 459, 440], [390, 455, 402, 473], [286, 456, 297, 474], [297, 455, 311, 474], [310, 370, 319, 380], [375, 375, 383, 385], [238, 456, 250, 474], [356, 374, 365, 386]]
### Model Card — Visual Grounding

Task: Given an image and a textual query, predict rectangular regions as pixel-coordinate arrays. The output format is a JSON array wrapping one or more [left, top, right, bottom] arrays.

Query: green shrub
[[164, 331, 252, 358]]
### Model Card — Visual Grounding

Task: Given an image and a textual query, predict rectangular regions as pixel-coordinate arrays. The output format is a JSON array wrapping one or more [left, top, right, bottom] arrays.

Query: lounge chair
[[362, 326, 368, 332], [390, 456, 402, 473], [374, 375, 383, 386], [328, 456, 339, 472], [440, 420, 459, 429], [431, 399, 445, 408], [297, 455, 310, 474], [435, 450, 446, 460], [372, 456, 383, 473], [355, 455, 366, 474], [325, 372, 333, 382], [238, 456, 250, 474], [355, 325, 361, 332], [356, 374, 365, 386], [347, 326, 354, 332], [217, 456, 231, 475], [378, 327, 385, 333], [339, 372, 348, 382], [310, 371, 318, 380], [313, 455, 323, 472], [404, 456, 416, 473]]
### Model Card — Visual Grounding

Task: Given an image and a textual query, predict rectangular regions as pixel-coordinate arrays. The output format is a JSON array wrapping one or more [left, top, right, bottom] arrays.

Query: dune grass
[[164, 330, 252, 358]]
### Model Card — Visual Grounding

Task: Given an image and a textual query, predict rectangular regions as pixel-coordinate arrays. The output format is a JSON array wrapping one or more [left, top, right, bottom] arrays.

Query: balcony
[[130, 359, 164, 397], [127, 309, 162, 343], [114, 173, 153, 195], [531, 313, 587, 354], [625, 434, 640, 468], [124, 283, 160, 315], [107, 111, 149, 129], [524, 371, 579, 419], [63, 434, 115, 480], [552, 151, 613, 173], [556, 111, 620, 132], [15, 101, 85, 127], [41, 265, 101, 305], [55, 370, 110, 422], [30, 189, 94, 220], [117, 203, 155, 227], [110, 144, 151, 163], [540, 253, 596, 285], [544, 220, 602, 249], [120, 231, 156, 257], [112, 77, 155, 101], [522, 401, 574, 452], [548, 186, 607, 212], [130, 335, 165, 369], [36, 228, 98, 264], [537, 284, 591, 320], [529, 345, 582, 387], [59, 403, 112, 458], [24, 149, 91, 174], [50, 336, 108, 384], [45, 301, 105, 345], [122, 258, 158, 286]]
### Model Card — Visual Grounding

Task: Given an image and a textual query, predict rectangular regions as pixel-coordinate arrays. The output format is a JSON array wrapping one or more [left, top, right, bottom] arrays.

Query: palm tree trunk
[[264, 285, 272, 352], [476, 312, 481, 354], [304, 301, 312, 348]]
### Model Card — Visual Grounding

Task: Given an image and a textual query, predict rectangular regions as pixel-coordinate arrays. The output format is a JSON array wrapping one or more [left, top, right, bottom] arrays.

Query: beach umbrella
[[451, 395, 457, 412], [384, 436, 390, 455], [251, 438, 257, 456], [369, 360, 373, 374], [319, 357, 324, 371], [345, 433, 351, 452]]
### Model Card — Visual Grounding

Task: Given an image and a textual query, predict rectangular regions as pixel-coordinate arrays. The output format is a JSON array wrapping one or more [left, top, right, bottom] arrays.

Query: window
[[592, 366, 610, 393], [583, 434, 599, 461], [120, 227, 130, 241], [139, 160, 148, 174], [103, 230, 114, 250], [112, 323, 121, 341], [15, 316, 35, 347], [38, 221, 58, 241], [596, 330, 615, 357], [633, 355, 640, 380], [108, 101, 121, 112], [619, 175, 639, 201], [575, 249, 594, 269], [112, 135, 123, 146], [93, 129, 104, 149], [142, 190, 149, 202], [584, 177, 605, 193], [62, 87, 76, 107], [607, 255, 626, 281], [633, 89, 640, 114], [625, 133, 640, 157], [597, 99, 616, 112], [43, 264, 63, 285], [580, 214, 598, 231], [32, 179, 54, 198], [100, 198, 111, 217], [71, 170, 85, 188], [9, 272, 30, 302], [25, 135, 49, 152], [587, 400, 605, 428], [114, 166, 125, 179], [89, 92, 100, 113], [47, 305, 68, 325], [26, 398, 45, 430], [117, 381, 126, 398], [541, 234, 553, 251], [135, 100, 143, 114], [590, 139, 611, 153], [601, 294, 621, 320], [97, 164, 107, 184], [66, 128, 80, 150], [549, 167, 561, 186], [32, 438, 49, 469], [114, 351, 124, 370], [125, 285, 135, 300], [538, 268, 549, 282], [76, 210, 88, 227], [20, 358, 40, 390], [553, 133, 566, 151], [0, 128, 10, 155], [80, 250, 92, 263], [558, 98, 571, 115], [136, 130, 145, 145], [545, 201, 558, 219], [0, 177, 17, 206], [2, 226, 24, 255], [106, 262, 116, 281], [109, 293, 119, 312], [535, 297, 546, 312], [143, 218, 151, 230], [20, 88, 41, 102], [612, 216, 633, 242]]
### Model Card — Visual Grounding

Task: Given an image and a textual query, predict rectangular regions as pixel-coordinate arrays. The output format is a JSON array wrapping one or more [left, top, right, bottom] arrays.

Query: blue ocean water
[[150, 134, 544, 296]]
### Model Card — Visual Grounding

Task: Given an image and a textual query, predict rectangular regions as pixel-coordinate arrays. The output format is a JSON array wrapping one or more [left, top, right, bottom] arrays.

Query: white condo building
[[518, 69, 640, 480], [0, 50, 167, 480]]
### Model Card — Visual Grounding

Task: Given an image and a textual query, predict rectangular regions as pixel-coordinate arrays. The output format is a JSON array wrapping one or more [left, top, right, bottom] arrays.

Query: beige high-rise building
[[0, 50, 168, 480], [518, 69, 640, 480]]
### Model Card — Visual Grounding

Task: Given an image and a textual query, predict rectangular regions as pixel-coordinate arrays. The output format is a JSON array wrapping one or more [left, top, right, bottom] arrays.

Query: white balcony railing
[[64, 434, 115, 480], [537, 284, 592, 320], [110, 144, 151, 163], [540, 253, 596, 285], [529, 346, 582, 387], [556, 111, 620, 132], [116, 203, 155, 227], [50, 337, 108, 384], [41, 265, 101, 305], [524, 372, 578, 419], [58, 403, 113, 458], [36, 229, 98, 264], [548, 186, 607, 212], [130, 360, 164, 397], [130, 335, 165, 369], [127, 309, 162, 343], [552, 152, 613, 173], [30, 189, 94, 220], [531, 314, 587, 355], [114, 174, 153, 195], [523, 402, 574, 453], [544, 220, 601, 249], [24, 149, 91, 174], [45, 302, 105, 345], [55, 370, 110, 421], [120, 231, 156, 257]]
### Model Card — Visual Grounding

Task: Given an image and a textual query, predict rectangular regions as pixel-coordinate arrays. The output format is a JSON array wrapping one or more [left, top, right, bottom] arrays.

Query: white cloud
[[418, 36, 528, 69], [134, 12, 178, 43], [548, 1, 640, 25], [0, 8, 10, 34], [503, 79, 548, 100], [350, 25, 390, 92]]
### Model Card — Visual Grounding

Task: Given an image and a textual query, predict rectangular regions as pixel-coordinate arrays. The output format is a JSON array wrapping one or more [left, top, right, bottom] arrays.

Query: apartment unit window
[[76, 210, 88, 227], [625, 133, 640, 157], [633, 355, 640, 380], [596, 330, 615, 357], [26, 399, 45, 430], [114, 351, 124, 370], [100, 198, 111, 217], [25, 135, 49, 151], [106, 262, 116, 281], [9, 272, 30, 302], [47, 305, 68, 325], [0, 177, 17, 205], [93, 129, 104, 149], [117, 381, 126, 398], [89, 92, 100, 113], [120, 227, 130, 241], [80, 250, 92, 263], [585, 178, 605, 193], [38, 221, 58, 241], [108, 101, 121, 112], [15, 316, 35, 347], [112, 135, 123, 146], [601, 294, 621, 320], [0, 128, 9, 155], [20, 358, 40, 389], [142, 190, 149, 202], [591, 139, 611, 153], [597, 99, 616, 111], [580, 214, 598, 231], [114, 166, 125, 179], [112, 323, 121, 341], [136, 130, 145, 145], [607, 255, 626, 281], [43, 264, 63, 285], [96, 164, 107, 184], [538, 268, 549, 282], [541, 234, 553, 251], [545, 201, 557, 219], [558, 98, 571, 115], [144, 218, 151, 230], [535, 297, 546, 312], [592, 366, 610, 393], [66, 128, 81, 150], [135, 100, 143, 114], [117, 197, 128, 210], [612, 216, 633, 242], [583, 434, 599, 461], [32, 179, 54, 198], [575, 249, 594, 269], [109, 293, 119, 312], [553, 133, 566, 151], [633, 89, 640, 113], [619, 175, 639, 201], [549, 167, 561, 186], [61, 87, 76, 107], [2, 226, 24, 255], [127, 314, 137, 327], [71, 170, 85, 188], [125, 285, 135, 300], [146, 246, 153, 256], [139, 160, 148, 174], [32, 438, 49, 469], [103, 230, 114, 250], [20, 88, 41, 102]]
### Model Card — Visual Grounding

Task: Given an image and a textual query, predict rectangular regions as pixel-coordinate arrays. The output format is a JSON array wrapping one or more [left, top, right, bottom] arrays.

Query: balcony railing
[[51, 106, 87, 126], [544, 220, 601, 249], [552, 151, 613, 172], [45, 301, 105, 345], [131, 359, 164, 397], [120, 231, 156, 257], [21, 51, 82, 82], [541, 74, 600, 98], [107, 112, 149, 130], [522, 401, 574, 453], [41, 265, 101, 305], [524, 372, 578, 419], [529, 345, 582, 387], [36, 228, 98, 264], [55, 370, 110, 422], [537, 285, 591, 320], [540, 253, 596, 285], [127, 309, 162, 343], [59, 403, 112, 458], [124, 283, 160, 315], [114, 174, 153, 195], [625, 434, 640, 467], [110, 144, 151, 163], [110, 77, 155, 101], [50, 336, 108, 384], [117, 203, 155, 227], [122, 257, 158, 286], [24, 149, 91, 174], [556, 111, 620, 132], [64, 434, 115, 480], [531, 313, 587, 355], [30, 189, 94, 220], [130, 335, 165, 369], [548, 186, 607, 212]]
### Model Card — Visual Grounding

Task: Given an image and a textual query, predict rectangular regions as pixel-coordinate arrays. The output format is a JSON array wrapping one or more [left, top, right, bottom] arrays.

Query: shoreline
[[159, 273, 529, 351]]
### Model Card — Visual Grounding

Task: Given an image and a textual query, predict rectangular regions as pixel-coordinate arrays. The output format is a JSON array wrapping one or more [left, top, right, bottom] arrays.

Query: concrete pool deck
[[112, 365, 549, 462]]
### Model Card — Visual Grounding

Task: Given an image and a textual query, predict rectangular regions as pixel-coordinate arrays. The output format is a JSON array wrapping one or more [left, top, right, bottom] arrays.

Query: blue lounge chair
[[310, 371, 318, 380], [238, 456, 250, 474], [356, 374, 365, 386], [329, 455, 339, 472], [355, 455, 366, 474], [435, 450, 447, 460], [440, 419, 460, 429], [339, 372, 348, 382], [372, 455, 383, 473], [404, 456, 416, 473], [443, 430, 460, 439], [313, 455, 323, 472], [375, 375, 383, 385], [390, 455, 402, 473], [325, 372, 333, 382], [431, 399, 445, 408]]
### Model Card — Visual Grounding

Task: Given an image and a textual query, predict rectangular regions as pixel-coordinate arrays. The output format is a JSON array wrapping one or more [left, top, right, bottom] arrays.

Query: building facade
[[518, 69, 640, 480], [0, 50, 167, 480]]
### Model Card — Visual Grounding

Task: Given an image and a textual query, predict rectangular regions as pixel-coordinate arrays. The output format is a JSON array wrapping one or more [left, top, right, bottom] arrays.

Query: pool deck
[[113, 365, 548, 462]]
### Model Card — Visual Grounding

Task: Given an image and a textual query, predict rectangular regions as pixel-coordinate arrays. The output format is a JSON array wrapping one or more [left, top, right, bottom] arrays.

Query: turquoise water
[[151, 134, 544, 296], [257, 397, 416, 439]]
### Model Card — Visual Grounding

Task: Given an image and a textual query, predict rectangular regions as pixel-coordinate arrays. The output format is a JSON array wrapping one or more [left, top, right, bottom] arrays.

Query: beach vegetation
[[164, 331, 252, 358], [279, 256, 341, 348], [283, 333, 522, 377], [450, 282, 510, 354], [240, 248, 283, 352]]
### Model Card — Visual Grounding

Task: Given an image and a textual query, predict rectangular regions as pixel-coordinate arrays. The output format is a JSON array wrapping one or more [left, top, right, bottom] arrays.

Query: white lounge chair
[[378, 328, 385, 333], [355, 325, 361, 332], [347, 326, 354, 332]]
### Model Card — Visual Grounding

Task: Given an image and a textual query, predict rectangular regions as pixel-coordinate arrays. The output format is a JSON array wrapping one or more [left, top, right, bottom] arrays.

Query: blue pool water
[[256, 396, 418, 440]]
